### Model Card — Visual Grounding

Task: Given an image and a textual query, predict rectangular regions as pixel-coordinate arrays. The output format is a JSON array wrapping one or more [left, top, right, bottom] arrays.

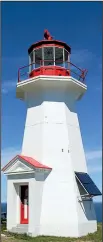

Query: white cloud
[[1, 147, 21, 202], [99, 63, 102, 70], [95, 86, 102, 92], [85, 149, 102, 174], [2, 81, 17, 94], [71, 49, 101, 75], [88, 165, 102, 174], [86, 149, 102, 161], [1, 147, 21, 168], [71, 49, 95, 66]]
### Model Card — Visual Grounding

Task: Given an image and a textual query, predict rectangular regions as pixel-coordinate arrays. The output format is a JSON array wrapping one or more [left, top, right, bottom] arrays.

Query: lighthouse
[[2, 30, 101, 238]]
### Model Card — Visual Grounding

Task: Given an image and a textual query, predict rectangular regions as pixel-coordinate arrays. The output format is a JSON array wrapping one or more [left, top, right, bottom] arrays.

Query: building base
[[9, 221, 97, 238]]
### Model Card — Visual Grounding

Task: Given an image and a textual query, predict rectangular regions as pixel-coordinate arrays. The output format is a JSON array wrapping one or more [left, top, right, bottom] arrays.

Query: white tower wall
[[19, 79, 96, 237], [22, 86, 87, 173]]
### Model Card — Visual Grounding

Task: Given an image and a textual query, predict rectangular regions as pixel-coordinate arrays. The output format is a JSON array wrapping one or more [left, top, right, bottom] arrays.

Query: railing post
[[54, 46, 55, 66], [18, 69, 20, 82], [33, 51, 35, 70], [63, 48, 65, 68], [42, 47, 44, 66]]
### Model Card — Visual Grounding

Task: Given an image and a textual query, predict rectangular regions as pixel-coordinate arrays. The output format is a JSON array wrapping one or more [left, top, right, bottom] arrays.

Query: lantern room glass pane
[[44, 47, 54, 66], [35, 48, 42, 68], [30, 52, 33, 63], [64, 49, 69, 68], [55, 47, 63, 67], [64, 49, 68, 62], [29, 51, 34, 72]]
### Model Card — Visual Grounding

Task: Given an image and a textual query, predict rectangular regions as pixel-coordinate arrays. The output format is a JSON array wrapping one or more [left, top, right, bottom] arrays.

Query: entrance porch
[[2, 155, 51, 235]]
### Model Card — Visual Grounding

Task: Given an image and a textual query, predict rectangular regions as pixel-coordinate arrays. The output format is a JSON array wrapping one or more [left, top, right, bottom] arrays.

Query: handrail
[[18, 60, 88, 83]]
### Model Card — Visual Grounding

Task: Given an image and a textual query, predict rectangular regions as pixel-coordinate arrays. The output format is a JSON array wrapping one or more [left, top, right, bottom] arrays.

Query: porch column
[[7, 178, 17, 230]]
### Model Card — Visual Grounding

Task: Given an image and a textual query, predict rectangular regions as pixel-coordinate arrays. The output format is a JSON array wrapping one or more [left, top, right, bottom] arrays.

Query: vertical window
[[29, 51, 34, 72], [55, 47, 63, 67], [64, 49, 69, 69], [30, 52, 33, 64], [35, 48, 42, 68], [44, 47, 54, 66]]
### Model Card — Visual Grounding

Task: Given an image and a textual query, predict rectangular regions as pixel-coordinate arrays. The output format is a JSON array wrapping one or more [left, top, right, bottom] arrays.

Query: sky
[[1, 2, 102, 202]]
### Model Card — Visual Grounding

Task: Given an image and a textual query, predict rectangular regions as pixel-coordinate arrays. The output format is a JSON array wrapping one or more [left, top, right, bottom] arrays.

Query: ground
[[1, 223, 102, 242]]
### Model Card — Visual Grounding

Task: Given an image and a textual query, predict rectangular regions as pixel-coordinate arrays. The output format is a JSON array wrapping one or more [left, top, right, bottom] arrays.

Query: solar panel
[[75, 172, 102, 196]]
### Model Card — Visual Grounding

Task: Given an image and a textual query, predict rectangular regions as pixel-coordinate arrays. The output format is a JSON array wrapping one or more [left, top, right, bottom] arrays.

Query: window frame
[[43, 46, 54, 66], [29, 46, 70, 71]]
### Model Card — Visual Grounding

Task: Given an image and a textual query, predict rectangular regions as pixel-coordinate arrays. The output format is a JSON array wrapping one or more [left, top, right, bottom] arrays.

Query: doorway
[[20, 185, 29, 224]]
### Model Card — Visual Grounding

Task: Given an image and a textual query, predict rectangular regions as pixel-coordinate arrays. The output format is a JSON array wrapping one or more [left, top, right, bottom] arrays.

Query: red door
[[20, 185, 29, 224]]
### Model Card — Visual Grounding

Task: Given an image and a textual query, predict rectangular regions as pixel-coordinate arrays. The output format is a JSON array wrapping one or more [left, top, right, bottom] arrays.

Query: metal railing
[[18, 60, 88, 83]]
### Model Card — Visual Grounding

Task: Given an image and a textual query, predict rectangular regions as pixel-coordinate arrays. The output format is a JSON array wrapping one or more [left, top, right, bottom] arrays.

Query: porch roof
[[2, 155, 52, 172]]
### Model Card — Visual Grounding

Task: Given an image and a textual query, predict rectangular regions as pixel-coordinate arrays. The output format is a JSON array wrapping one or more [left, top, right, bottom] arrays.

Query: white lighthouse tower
[[2, 30, 101, 238]]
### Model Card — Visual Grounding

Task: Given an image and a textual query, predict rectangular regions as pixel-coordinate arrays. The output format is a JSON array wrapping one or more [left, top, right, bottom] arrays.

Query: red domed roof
[[28, 39, 71, 54]]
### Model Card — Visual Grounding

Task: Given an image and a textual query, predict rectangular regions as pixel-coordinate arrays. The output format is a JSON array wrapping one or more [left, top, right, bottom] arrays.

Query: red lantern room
[[18, 30, 87, 82]]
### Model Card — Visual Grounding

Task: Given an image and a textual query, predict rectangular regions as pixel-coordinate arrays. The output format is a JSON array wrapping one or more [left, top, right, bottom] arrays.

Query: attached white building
[[2, 30, 101, 238]]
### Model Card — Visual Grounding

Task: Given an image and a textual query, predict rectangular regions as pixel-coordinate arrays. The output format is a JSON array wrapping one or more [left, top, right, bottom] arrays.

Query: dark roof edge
[[28, 40, 71, 54]]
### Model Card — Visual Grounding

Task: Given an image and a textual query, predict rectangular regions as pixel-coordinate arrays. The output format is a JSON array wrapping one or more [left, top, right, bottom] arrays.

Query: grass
[[1, 223, 102, 242]]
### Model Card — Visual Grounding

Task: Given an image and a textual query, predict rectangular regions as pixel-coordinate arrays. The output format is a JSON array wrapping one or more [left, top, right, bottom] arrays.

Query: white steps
[[11, 224, 28, 234]]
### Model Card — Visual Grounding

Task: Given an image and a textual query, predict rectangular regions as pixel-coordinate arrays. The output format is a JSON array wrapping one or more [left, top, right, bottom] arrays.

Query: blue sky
[[1, 2, 102, 202]]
